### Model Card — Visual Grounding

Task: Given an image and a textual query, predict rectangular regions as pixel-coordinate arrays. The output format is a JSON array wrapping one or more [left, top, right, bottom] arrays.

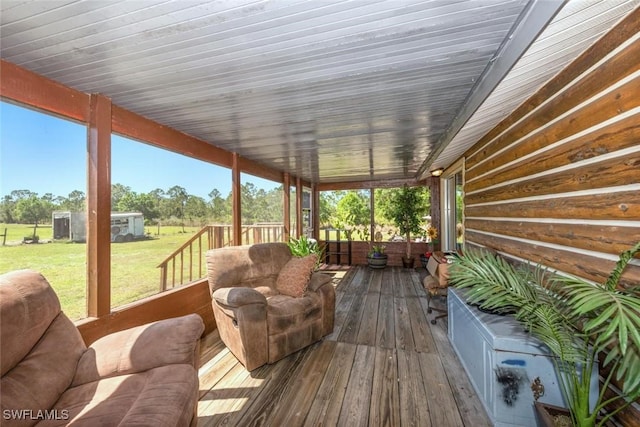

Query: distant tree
[[184, 195, 208, 225], [60, 190, 86, 212], [241, 182, 258, 224], [166, 185, 189, 231], [1, 190, 37, 224], [335, 191, 370, 239], [264, 186, 284, 223], [111, 183, 132, 209], [318, 190, 345, 228], [117, 192, 160, 221], [208, 189, 230, 223], [0, 194, 17, 223], [149, 188, 168, 222], [14, 195, 49, 237]]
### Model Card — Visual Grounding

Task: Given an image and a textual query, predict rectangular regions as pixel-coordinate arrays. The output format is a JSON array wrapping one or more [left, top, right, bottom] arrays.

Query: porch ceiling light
[[430, 168, 444, 177]]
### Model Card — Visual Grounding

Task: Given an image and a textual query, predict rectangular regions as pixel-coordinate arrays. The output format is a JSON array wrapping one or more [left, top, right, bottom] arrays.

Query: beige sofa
[[0, 270, 204, 427], [206, 243, 335, 371]]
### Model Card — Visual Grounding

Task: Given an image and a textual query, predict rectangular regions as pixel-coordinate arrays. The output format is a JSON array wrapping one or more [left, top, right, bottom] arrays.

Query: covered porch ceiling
[[1, 0, 637, 185]]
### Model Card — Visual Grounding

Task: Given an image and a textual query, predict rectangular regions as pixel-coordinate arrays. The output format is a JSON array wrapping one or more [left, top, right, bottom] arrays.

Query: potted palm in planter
[[388, 185, 426, 268], [448, 243, 640, 427]]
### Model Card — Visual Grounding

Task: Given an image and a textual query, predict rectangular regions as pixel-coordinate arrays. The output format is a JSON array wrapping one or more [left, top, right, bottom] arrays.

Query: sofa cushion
[[206, 243, 291, 292], [1, 270, 86, 427], [267, 293, 322, 334], [39, 364, 198, 427], [72, 314, 204, 387], [1, 313, 87, 427], [0, 270, 65, 376], [275, 254, 317, 297]]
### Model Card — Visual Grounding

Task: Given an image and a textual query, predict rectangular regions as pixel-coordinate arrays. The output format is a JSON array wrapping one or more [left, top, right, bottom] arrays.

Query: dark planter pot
[[367, 254, 388, 269], [419, 254, 430, 269], [402, 256, 415, 269], [534, 402, 572, 427]]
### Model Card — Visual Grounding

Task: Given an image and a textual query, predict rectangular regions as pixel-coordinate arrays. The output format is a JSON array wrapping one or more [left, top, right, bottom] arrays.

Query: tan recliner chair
[[206, 243, 335, 371], [0, 270, 204, 427]]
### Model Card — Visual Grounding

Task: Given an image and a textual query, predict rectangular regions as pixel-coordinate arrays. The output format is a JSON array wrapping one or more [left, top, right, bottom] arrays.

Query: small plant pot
[[419, 254, 430, 269], [367, 254, 388, 269], [534, 402, 572, 427], [402, 256, 415, 269]]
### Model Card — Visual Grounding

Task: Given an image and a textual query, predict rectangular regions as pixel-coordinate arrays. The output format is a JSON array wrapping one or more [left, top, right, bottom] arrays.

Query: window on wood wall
[[0, 101, 88, 320], [442, 169, 464, 252], [110, 135, 232, 304]]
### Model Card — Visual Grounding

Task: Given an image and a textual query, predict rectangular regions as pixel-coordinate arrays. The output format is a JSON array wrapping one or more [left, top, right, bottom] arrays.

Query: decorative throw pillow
[[276, 254, 317, 298]]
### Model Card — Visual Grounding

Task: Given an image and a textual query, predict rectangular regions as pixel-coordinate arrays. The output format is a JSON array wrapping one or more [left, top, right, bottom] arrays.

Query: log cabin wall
[[460, 12, 640, 425], [463, 10, 640, 289]]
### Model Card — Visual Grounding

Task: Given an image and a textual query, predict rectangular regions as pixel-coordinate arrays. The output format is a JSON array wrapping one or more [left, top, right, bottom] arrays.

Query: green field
[[0, 223, 203, 320]]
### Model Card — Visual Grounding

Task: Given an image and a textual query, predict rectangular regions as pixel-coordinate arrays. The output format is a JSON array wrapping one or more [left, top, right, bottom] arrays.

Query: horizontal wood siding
[[462, 11, 640, 425]]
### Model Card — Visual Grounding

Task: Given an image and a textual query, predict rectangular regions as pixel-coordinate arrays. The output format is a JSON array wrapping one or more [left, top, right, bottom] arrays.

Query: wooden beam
[[87, 94, 111, 318], [0, 60, 90, 122], [232, 153, 242, 245], [296, 177, 303, 238], [112, 105, 233, 168], [284, 173, 291, 241], [239, 156, 284, 184], [317, 178, 425, 192]]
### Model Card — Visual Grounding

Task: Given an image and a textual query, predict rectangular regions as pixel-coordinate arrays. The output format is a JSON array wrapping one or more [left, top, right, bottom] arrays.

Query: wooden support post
[[232, 153, 242, 245], [428, 176, 441, 252], [296, 177, 303, 238], [312, 184, 320, 241], [87, 94, 111, 318], [369, 188, 375, 243], [283, 173, 291, 241]]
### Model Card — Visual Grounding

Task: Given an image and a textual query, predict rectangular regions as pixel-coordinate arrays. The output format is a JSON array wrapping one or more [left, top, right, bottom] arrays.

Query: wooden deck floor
[[197, 266, 491, 426]]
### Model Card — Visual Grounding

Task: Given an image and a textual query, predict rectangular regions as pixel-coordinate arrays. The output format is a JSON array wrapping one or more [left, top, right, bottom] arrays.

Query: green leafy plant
[[368, 244, 386, 258], [387, 185, 426, 260], [449, 243, 640, 427], [287, 235, 324, 268]]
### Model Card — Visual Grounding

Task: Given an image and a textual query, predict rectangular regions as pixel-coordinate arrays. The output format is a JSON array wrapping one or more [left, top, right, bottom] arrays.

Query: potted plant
[[367, 244, 387, 269], [388, 185, 426, 268], [448, 243, 640, 427], [287, 235, 324, 269]]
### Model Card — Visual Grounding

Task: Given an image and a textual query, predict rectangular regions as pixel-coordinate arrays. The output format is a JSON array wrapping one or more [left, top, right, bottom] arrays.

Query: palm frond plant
[[449, 243, 640, 427]]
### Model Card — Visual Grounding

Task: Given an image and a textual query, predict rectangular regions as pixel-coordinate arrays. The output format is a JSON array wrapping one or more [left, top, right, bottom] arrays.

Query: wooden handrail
[[158, 224, 285, 291]]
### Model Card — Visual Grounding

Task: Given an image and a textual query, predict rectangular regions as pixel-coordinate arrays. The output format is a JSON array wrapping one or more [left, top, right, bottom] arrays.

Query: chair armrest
[[307, 272, 332, 292], [213, 287, 267, 308], [72, 313, 204, 387]]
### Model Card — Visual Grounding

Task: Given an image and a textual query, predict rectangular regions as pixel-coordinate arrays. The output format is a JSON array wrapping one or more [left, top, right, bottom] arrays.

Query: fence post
[[1, 228, 6, 246]]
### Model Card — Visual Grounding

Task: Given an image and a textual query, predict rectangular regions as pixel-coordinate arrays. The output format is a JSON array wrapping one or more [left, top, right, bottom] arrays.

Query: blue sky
[[0, 101, 278, 200]]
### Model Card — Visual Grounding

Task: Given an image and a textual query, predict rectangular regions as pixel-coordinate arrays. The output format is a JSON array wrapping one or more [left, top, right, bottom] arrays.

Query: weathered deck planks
[[197, 266, 491, 426]]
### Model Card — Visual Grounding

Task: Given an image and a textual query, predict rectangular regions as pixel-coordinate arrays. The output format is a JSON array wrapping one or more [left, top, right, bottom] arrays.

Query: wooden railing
[[158, 223, 285, 291]]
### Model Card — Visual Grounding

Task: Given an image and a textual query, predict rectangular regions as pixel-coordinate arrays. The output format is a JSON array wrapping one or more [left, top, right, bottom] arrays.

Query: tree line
[[1, 185, 432, 239], [0, 183, 285, 229]]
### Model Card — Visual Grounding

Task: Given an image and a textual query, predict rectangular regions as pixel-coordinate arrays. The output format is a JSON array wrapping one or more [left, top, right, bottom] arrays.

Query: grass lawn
[[1, 223, 203, 320]]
